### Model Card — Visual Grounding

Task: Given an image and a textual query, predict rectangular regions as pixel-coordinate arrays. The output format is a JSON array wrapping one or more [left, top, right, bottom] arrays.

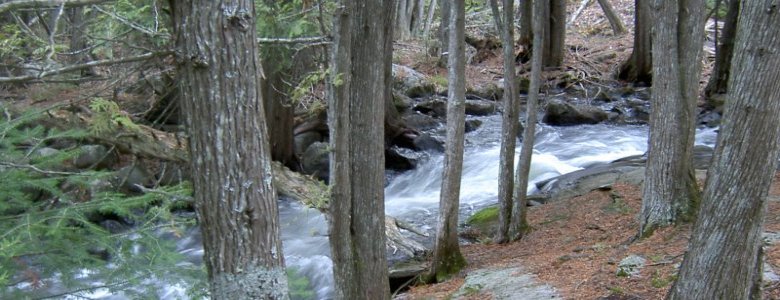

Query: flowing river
[[27, 113, 720, 299]]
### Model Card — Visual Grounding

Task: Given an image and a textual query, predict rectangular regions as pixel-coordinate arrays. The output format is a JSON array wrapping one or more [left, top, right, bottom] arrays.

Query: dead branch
[[0, 0, 111, 14], [0, 51, 172, 84]]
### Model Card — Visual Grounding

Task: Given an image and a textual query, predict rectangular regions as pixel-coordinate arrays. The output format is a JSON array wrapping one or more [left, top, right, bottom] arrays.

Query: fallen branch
[[0, 0, 111, 14], [257, 36, 330, 45], [0, 51, 172, 84]]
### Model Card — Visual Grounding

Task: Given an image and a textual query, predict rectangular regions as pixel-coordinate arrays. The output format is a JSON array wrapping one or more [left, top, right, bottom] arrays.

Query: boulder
[[392, 64, 436, 98], [543, 99, 609, 126], [412, 133, 445, 152], [393, 92, 415, 113], [617, 255, 647, 277], [413, 98, 447, 118], [73, 145, 117, 170], [301, 142, 330, 182], [466, 82, 503, 100], [465, 119, 483, 133], [403, 112, 440, 131], [465, 99, 497, 116], [294, 131, 322, 157], [156, 162, 190, 186], [113, 165, 154, 193]]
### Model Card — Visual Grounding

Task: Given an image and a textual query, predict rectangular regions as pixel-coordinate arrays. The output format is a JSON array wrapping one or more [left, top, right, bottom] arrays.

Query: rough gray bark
[[429, 0, 466, 283], [545, 0, 566, 67], [328, 0, 393, 298], [172, 0, 289, 298], [489, 0, 519, 244], [703, 0, 739, 102], [509, 0, 543, 241], [518, 0, 533, 51], [438, 0, 450, 60], [639, 0, 705, 237], [422, 0, 436, 38], [668, 2, 780, 298], [596, 0, 626, 35], [618, 0, 652, 84], [67, 6, 95, 77], [261, 71, 296, 167]]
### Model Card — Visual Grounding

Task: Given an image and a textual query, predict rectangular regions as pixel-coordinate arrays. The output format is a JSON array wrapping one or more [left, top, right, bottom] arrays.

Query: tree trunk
[[639, 0, 705, 238], [261, 71, 296, 168], [510, 0, 543, 241], [703, 0, 739, 104], [172, 0, 289, 298], [489, 0, 519, 244], [438, 0, 450, 61], [428, 0, 466, 283], [596, 0, 626, 35], [618, 0, 652, 84], [68, 6, 95, 77], [518, 0, 533, 53], [422, 0, 436, 38], [668, 2, 780, 298], [328, 0, 393, 298], [396, 0, 411, 39], [545, 0, 566, 67]]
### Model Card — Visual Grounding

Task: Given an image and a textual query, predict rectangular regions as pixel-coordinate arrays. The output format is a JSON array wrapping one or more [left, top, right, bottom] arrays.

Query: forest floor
[[394, 1, 780, 299]]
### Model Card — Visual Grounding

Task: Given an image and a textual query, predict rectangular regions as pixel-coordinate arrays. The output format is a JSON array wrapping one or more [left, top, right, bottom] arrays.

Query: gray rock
[[617, 255, 646, 277], [156, 162, 190, 186], [537, 162, 645, 203], [34, 147, 60, 158], [403, 113, 440, 131], [465, 99, 497, 116], [393, 92, 415, 112], [414, 98, 447, 118], [301, 142, 330, 182], [412, 133, 444, 152], [74, 145, 117, 170], [392, 64, 436, 98], [294, 131, 322, 157], [453, 266, 560, 299], [543, 99, 609, 126], [464, 119, 483, 133], [113, 165, 154, 193], [466, 82, 503, 100]]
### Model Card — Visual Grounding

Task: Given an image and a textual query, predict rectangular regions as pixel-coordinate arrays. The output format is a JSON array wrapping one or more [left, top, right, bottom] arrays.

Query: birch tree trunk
[[172, 0, 289, 298], [639, 0, 705, 237], [510, 0, 543, 240], [668, 2, 780, 298], [328, 0, 393, 298], [489, 0, 520, 244], [618, 0, 652, 84], [428, 0, 466, 283]]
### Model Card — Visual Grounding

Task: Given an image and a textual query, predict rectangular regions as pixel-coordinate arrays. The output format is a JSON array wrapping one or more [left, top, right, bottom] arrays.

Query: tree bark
[[618, 0, 652, 84], [639, 0, 705, 237], [668, 2, 780, 298], [596, 0, 626, 35], [703, 0, 739, 103], [172, 0, 289, 298], [422, 0, 436, 38], [509, 0, 543, 241], [545, 0, 566, 67], [261, 71, 296, 167], [438, 0, 450, 61], [489, 0, 519, 244], [328, 0, 393, 298], [428, 0, 466, 283], [518, 0, 533, 53]]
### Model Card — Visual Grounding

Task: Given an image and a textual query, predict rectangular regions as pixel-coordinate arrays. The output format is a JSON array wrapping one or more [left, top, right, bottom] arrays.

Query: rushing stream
[[29, 113, 720, 299]]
